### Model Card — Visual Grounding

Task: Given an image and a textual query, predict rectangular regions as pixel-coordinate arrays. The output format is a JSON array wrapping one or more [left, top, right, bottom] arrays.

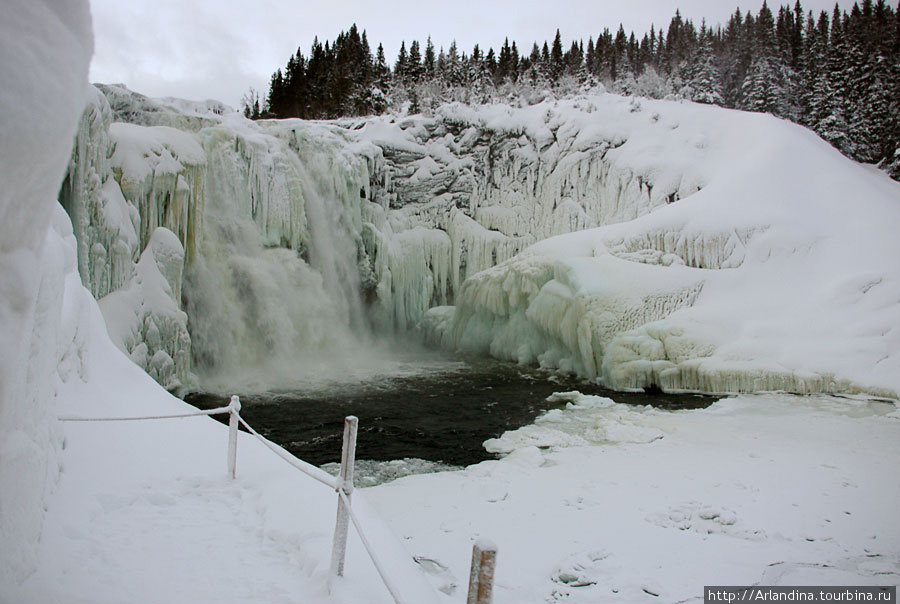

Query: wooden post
[[329, 415, 358, 582], [466, 540, 497, 604], [227, 395, 241, 479]]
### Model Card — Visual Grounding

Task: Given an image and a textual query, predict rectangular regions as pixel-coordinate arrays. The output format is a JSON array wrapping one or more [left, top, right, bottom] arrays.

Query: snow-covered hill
[[63, 85, 900, 397], [424, 100, 900, 398]]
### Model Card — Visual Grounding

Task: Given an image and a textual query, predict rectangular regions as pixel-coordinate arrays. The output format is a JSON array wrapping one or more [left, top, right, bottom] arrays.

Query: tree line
[[250, 2, 900, 179]]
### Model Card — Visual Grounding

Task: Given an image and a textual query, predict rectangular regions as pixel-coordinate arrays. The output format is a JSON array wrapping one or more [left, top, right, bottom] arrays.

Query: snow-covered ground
[[9, 369, 900, 603], [369, 392, 900, 602], [6, 314, 438, 604]]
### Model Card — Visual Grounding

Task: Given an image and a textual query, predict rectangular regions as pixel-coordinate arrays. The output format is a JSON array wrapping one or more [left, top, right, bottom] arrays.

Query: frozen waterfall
[[62, 86, 382, 391], [59, 86, 900, 398]]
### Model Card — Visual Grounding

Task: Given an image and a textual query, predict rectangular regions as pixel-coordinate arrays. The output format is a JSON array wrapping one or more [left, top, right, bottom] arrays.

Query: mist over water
[[181, 124, 383, 391]]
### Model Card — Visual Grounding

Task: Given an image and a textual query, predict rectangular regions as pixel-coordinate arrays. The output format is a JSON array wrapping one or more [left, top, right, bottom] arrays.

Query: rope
[[338, 489, 408, 604], [236, 415, 338, 490], [58, 405, 233, 422]]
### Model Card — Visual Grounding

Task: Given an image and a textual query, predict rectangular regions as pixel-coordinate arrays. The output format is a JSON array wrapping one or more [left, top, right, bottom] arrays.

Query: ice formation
[[61, 89, 706, 391], [60, 86, 899, 398], [62, 86, 378, 389]]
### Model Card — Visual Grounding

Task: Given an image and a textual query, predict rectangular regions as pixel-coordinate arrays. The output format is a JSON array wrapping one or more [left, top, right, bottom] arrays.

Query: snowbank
[[430, 102, 900, 398], [0, 0, 93, 585]]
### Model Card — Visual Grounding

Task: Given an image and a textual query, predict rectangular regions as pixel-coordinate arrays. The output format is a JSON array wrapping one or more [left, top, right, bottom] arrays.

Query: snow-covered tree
[[687, 34, 724, 104]]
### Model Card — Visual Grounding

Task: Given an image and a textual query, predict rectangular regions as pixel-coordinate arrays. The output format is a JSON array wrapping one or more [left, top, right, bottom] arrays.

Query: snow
[[430, 101, 900, 398], [367, 392, 900, 603], [109, 122, 206, 182], [0, 0, 93, 586], [1, 5, 436, 602], [99, 227, 190, 390], [7, 309, 439, 604]]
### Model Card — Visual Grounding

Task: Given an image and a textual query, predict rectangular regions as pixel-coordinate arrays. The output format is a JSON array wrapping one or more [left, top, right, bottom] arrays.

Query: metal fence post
[[329, 415, 358, 584], [467, 540, 497, 604], [227, 395, 241, 479]]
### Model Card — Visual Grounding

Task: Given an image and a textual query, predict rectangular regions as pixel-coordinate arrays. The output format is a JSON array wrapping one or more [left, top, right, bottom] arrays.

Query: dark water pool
[[184, 356, 716, 467]]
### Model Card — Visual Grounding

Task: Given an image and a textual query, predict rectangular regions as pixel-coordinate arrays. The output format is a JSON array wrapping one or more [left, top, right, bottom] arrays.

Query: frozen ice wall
[[0, 0, 93, 586], [183, 116, 375, 388], [62, 87, 379, 390], [63, 86, 898, 398]]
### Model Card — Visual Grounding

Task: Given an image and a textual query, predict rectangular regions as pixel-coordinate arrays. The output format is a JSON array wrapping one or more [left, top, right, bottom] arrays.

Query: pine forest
[[251, 1, 900, 180]]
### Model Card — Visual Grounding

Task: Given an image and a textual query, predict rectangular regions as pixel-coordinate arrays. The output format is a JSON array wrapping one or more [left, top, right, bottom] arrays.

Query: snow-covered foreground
[[7, 307, 438, 604], [369, 393, 900, 603], [9, 372, 899, 603]]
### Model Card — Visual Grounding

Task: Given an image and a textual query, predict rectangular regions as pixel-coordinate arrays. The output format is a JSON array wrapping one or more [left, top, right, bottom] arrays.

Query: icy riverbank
[[368, 392, 900, 603]]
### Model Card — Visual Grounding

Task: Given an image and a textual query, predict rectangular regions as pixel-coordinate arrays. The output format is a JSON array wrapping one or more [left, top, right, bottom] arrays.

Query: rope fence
[[57, 395, 498, 604], [58, 405, 233, 422]]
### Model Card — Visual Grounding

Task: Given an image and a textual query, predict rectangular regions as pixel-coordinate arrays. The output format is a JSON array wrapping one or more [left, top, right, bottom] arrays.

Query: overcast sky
[[89, 0, 842, 109]]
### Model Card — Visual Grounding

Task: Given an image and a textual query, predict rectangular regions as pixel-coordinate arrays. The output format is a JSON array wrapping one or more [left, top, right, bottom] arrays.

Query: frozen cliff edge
[[427, 104, 900, 398]]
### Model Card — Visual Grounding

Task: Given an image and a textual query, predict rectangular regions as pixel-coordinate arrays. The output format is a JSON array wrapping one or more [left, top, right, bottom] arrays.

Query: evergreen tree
[[551, 30, 564, 77], [395, 41, 408, 82], [445, 40, 464, 86], [408, 40, 423, 82], [375, 43, 390, 88], [424, 36, 436, 78], [689, 32, 725, 103]]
